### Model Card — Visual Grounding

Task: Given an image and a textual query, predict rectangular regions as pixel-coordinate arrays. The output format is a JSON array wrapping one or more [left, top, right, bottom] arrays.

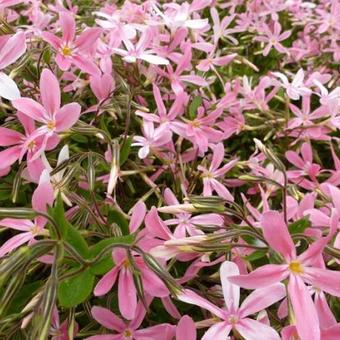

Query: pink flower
[[42, 12, 102, 75], [132, 120, 172, 159], [94, 202, 169, 320], [0, 31, 26, 100], [171, 108, 223, 154], [12, 69, 81, 159], [228, 210, 340, 340], [0, 170, 54, 257], [272, 69, 312, 100], [287, 95, 328, 130], [176, 315, 196, 340], [254, 21, 291, 56], [198, 143, 238, 201], [158, 44, 208, 95], [0, 112, 58, 173], [285, 142, 321, 190], [162, 188, 223, 237], [113, 28, 169, 65], [89, 300, 174, 340], [178, 261, 285, 339]]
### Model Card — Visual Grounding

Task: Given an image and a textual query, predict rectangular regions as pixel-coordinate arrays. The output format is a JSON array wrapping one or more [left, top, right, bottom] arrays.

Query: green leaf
[[245, 250, 267, 262], [89, 234, 134, 275], [188, 96, 202, 119], [66, 224, 90, 259], [58, 269, 94, 307], [48, 195, 68, 239], [89, 234, 135, 257], [89, 256, 113, 275], [70, 134, 89, 144], [120, 136, 133, 166], [289, 216, 311, 234]]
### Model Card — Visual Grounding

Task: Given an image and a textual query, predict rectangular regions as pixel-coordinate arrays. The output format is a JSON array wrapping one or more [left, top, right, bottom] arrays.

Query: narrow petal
[[32, 170, 54, 213], [288, 275, 320, 340], [118, 267, 137, 320], [135, 324, 175, 340], [60, 12, 75, 43], [177, 289, 225, 319], [0, 72, 20, 100], [314, 292, 337, 329], [236, 318, 280, 340], [176, 315, 196, 340], [91, 306, 125, 332], [72, 55, 100, 76], [94, 266, 120, 296], [129, 201, 146, 233], [0, 218, 33, 231], [0, 146, 21, 169], [202, 322, 231, 340], [219, 261, 240, 311], [12, 98, 46, 123], [0, 127, 23, 146], [0, 31, 26, 69], [0, 232, 33, 257], [55, 103, 81, 132], [228, 264, 288, 289], [75, 28, 102, 51], [145, 207, 172, 240], [261, 211, 296, 260], [321, 323, 340, 340], [239, 283, 286, 318], [210, 143, 224, 171], [303, 267, 340, 297], [40, 69, 60, 115]]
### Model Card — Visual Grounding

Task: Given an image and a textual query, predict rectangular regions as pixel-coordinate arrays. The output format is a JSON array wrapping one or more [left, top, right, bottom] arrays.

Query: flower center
[[190, 119, 201, 128], [30, 224, 40, 235], [28, 140, 36, 150], [123, 329, 133, 338], [61, 45, 72, 56], [228, 314, 238, 324], [289, 261, 304, 274], [47, 120, 56, 130]]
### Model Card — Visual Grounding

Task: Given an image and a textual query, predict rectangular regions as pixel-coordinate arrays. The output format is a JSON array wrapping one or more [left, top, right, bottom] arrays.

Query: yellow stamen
[[47, 120, 56, 130], [289, 261, 304, 274], [28, 140, 36, 150], [61, 46, 72, 56], [228, 315, 238, 325], [123, 329, 133, 338], [190, 120, 201, 128]]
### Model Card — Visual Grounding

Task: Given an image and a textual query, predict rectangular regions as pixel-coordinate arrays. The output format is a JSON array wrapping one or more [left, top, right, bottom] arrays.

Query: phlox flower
[[285, 142, 321, 190], [162, 187, 223, 237], [42, 12, 102, 75], [254, 21, 291, 56], [272, 69, 312, 100], [94, 202, 169, 320], [0, 112, 58, 174], [12, 69, 81, 160], [228, 210, 340, 340], [287, 95, 328, 130], [198, 143, 238, 201], [88, 299, 175, 340], [0, 170, 54, 257], [171, 107, 223, 154], [178, 261, 285, 340], [113, 28, 169, 65], [151, 1, 209, 32], [132, 120, 172, 159]]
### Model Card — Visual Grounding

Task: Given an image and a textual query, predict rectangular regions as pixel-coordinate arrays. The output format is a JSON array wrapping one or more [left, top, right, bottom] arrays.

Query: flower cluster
[[0, 0, 339, 339]]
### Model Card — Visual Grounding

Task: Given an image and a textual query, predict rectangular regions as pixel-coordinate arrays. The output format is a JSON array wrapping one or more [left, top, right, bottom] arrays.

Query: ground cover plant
[[0, 0, 339, 339]]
